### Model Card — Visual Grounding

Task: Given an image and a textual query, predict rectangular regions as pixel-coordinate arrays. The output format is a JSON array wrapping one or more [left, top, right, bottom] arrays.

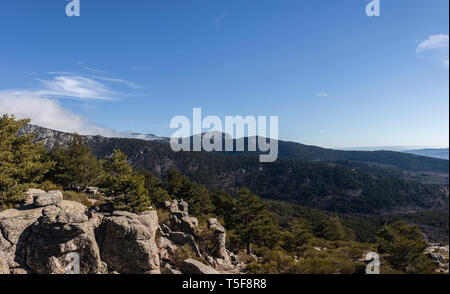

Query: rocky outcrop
[[34, 190, 63, 207], [23, 188, 46, 206], [425, 244, 449, 273], [0, 204, 44, 270], [100, 211, 160, 274], [26, 201, 102, 274], [0, 190, 160, 274], [207, 218, 230, 262], [1, 192, 243, 275], [180, 259, 219, 274], [164, 200, 198, 236], [157, 199, 245, 274], [158, 200, 202, 260]]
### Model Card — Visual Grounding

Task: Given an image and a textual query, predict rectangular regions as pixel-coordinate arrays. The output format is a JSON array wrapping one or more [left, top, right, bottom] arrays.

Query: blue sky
[[0, 0, 448, 148]]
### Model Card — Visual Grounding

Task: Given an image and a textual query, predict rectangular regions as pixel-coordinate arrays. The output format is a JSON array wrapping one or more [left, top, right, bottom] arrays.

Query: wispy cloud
[[80, 66, 108, 74], [33, 75, 117, 100], [416, 34, 449, 67], [48, 71, 74, 75], [88, 75, 140, 89], [15, 70, 141, 101], [316, 91, 328, 97]]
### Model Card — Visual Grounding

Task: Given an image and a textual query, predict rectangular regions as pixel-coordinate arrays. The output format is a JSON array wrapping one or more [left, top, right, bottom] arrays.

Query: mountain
[[402, 148, 449, 160], [18, 124, 449, 216], [128, 133, 169, 142]]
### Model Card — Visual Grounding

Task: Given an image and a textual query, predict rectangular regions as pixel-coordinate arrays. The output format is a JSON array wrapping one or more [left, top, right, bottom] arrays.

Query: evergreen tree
[[312, 217, 353, 241], [139, 168, 171, 207], [210, 188, 237, 227], [375, 221, 434, 273], [101, 150, 150, 212], [283, 220, 313, 257], [51, 134, 103, 188], [175, 177, 214, 216], [233, 188, 279, 253], [0, 115, 54, 209], [166, 168, 183, 196], [166, 169, 214, 216]]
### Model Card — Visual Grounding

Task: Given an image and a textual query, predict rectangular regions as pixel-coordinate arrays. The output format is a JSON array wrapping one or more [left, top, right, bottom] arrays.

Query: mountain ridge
[[18, 124, 449, 217]]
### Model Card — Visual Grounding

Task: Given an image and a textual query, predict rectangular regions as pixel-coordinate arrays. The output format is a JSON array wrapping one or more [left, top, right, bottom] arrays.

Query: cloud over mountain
[[0, 91, 123, 137]]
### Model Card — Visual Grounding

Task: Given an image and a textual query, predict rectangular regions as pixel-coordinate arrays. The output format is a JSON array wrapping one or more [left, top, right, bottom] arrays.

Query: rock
[[34, 190, 63, 207], [157, 237, 177, 261], [99, 261, 108, 274], [26, 201, 102, 274], [10, 267, 30, 274], [34, 201, 90, 238], [0, 205, 44, 268], [207, 218, 230, 263], [180, 259, 219, 274], [100, 211, 160, 274], [23, 188, 46, 206], [161, 262, 182, 274], [97, 202, 114, 213], [160, 223, 172, 235], [85, 187, 99, 195], [135, 210, 159, 238], [0, 252, 10, 274], [427, 252, 445, 263], [170, 232, 202, 257], [165, 200, 198, 235]]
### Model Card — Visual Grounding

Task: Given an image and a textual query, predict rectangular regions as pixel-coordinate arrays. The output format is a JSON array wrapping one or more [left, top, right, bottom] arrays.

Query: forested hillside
[[19, 125, 449, 216]]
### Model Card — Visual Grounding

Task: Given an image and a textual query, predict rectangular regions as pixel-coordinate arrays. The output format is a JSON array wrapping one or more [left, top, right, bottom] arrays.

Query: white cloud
[[89, 75, 140, 89], [0, 91, 123, 137], [316, 92, 328, 97], [416, 34, 449, 53], [31, 76, 117, 101], [0, 71, 143, 137], [416, 34, 449, 67]]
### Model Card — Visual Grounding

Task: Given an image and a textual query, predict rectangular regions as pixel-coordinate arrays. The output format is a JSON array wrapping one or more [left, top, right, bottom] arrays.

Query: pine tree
[[375, 221, 434, 273], [283, 220, 313, 257], [210, 188, 237, 228], [233, 188, 279, 253], [138, 168, 171, 208], [51, 134, 103, 189], [101, 150, 150, 212], [0, 114, 54, 209], [175, 177, 214, 216], [166, 169, 214, 216], [166, 168, 183, 196], [313, 217, 352, 241]]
